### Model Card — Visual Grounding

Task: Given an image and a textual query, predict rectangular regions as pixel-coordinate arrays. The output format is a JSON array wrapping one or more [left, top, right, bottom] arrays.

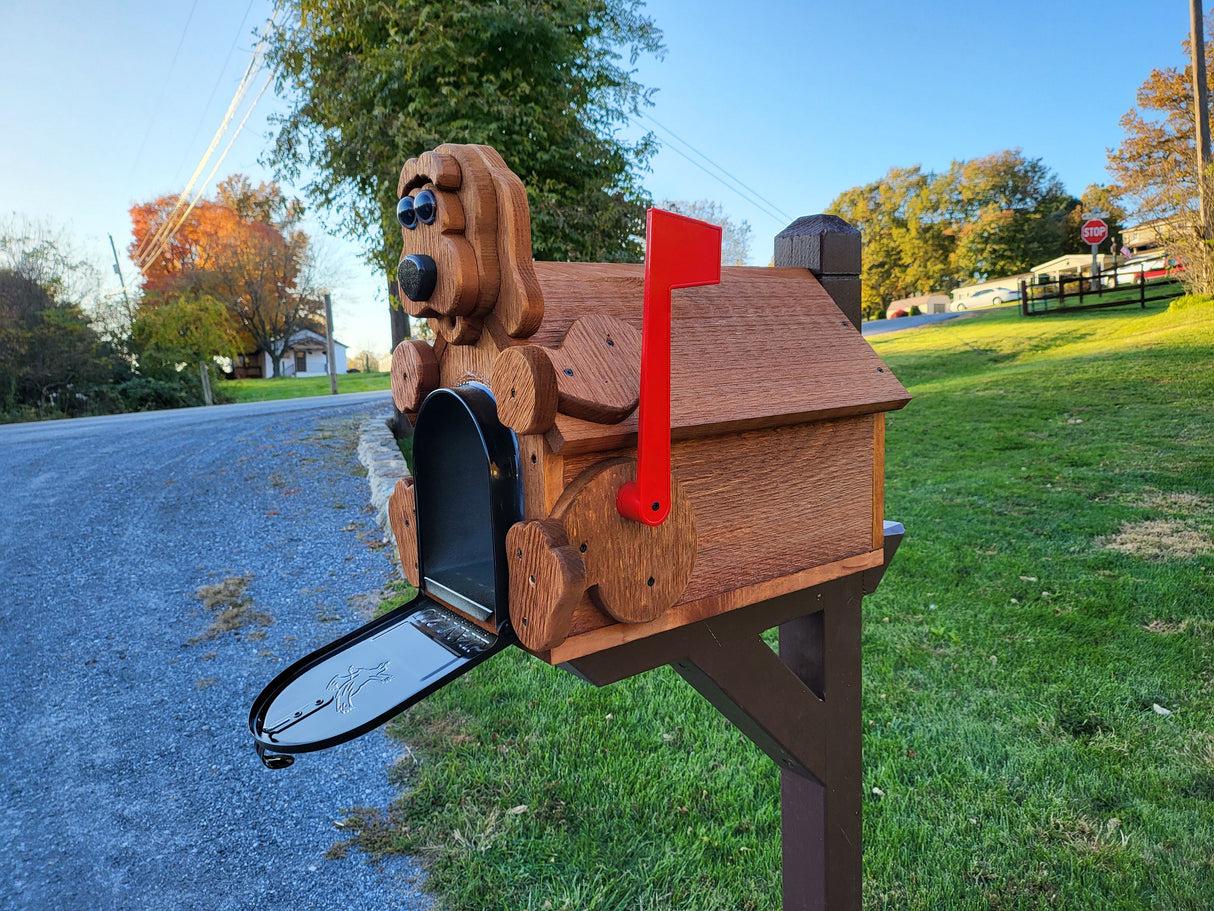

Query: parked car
[[950, 286, 1020, 311]]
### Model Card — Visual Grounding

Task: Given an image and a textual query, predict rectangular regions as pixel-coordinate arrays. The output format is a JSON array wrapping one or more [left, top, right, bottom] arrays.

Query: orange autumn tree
[[129, 175, 323, 377]]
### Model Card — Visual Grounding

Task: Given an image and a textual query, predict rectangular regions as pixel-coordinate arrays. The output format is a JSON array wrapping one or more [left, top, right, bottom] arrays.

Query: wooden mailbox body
[[387, 143, 910, 663]]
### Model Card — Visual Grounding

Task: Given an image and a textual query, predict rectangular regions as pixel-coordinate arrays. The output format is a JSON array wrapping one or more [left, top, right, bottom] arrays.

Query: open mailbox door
[[249, 384, 522, 768]]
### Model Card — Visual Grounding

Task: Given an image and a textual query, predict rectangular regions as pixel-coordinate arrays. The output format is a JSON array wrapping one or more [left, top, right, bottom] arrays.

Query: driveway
[[861, 311, 972, 336], [0, 392, 430, 910]]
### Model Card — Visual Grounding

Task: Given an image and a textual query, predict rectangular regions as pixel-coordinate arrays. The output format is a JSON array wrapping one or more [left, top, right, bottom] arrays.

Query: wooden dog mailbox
[[251, 143, 909, 911]]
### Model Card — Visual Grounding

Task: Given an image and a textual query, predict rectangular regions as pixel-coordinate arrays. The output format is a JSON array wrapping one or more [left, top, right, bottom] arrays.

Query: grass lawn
[[219, 371, 391, 402], [337, 298, 1214, 910]]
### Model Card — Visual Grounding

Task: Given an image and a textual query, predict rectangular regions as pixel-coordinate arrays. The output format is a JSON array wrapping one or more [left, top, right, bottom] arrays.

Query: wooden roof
[[529, 264, 911, 455]]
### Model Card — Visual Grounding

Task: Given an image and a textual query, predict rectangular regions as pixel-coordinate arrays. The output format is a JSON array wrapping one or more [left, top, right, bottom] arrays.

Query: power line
[[135, 6, 280, 269], [134, 36, 268, 266], [129, 0, 202, 178], [173, 0, 259, 187], [139, 73, 274, 275], [641, 112, 795, 225]]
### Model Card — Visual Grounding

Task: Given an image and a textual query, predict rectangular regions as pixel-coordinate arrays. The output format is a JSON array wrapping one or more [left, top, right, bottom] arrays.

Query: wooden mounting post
[[564, 524, 904, 911]]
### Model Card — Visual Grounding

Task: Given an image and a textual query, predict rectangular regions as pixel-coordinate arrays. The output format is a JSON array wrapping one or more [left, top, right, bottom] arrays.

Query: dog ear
[[463, 145, 544, 339]]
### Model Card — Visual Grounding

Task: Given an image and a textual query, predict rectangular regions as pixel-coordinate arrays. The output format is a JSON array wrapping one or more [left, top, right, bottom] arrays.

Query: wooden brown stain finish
[[538, 548, 883, 664], [390, 339, 440, 413], [475, 145, 544, 338], [546, 315, 641, 423], [526, 265, 909, 455], [491, 345, 558, 434], [491, 314, 641, 434], [506, 519, 586, 651], [387, 478, 421, 588], [673, 416, 873, 605], [873, 413, 886, 551], [550, 458, 697, 625], [436, 326, 501, 391], [517, 435, 565, 522], [396, 144, 542, 345], [533, 416, 875, 660]]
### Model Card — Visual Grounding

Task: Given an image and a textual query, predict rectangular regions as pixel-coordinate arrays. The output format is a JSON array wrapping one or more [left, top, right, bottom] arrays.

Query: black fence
[[1020, 269, 1184, 316]]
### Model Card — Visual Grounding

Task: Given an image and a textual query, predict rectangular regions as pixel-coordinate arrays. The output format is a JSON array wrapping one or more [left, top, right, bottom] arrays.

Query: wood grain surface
[[541, 549, 882, 664], [547, 314, 641, 423], [521, 416, 878, 660], [526, 263, 909, 454], [472, 145, 544, 338], [506, 519, 586, 651], [437, 326, 503, 390], [390, 339, 440, 413], [387, 478, 420, 587], [551, 458, 697, 625], [491, 345, 558, 434]]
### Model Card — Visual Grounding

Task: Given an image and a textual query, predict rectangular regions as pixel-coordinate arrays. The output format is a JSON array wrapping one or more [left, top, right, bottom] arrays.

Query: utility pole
[[1191, 0, 1212, 239], [324, 292, 339, 395], [108, 233, 131, 310]]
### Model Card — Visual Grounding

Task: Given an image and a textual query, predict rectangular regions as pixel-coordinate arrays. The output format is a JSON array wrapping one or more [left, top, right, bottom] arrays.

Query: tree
[[129, 176, 324, 377], [1108, 13, 1214, 293], [659, 200, 752, 265], [131, 293, 242, 406], [0, 221, 132, 419], [826, 165, 954, 316], [0, 270, 128, 418], [264, 0, 665, 278], [827, 151, 1082, 317], [350, 349, 385, 373], [0, 215, 103, 311], [942, 150, 1079, 282]]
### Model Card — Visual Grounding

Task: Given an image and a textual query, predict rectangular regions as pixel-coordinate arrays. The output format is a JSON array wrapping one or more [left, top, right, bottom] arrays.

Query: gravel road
[[0, 393, 431, 911]]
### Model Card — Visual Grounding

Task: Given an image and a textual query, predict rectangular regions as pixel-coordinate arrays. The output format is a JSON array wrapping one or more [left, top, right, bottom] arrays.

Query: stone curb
[[356, 415, 411, 561]]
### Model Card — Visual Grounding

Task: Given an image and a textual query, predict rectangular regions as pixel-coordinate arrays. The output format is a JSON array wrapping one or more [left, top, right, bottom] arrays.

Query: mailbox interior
[[413, 383, 522, 631]]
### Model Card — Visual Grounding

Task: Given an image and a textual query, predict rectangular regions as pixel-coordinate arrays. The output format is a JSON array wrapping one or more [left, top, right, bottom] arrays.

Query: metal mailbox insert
[[249, 383, 521, 767]]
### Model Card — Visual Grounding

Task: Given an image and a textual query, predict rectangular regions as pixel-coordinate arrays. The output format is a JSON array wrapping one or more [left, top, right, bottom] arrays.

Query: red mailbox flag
[[617, 208, 722, 526]]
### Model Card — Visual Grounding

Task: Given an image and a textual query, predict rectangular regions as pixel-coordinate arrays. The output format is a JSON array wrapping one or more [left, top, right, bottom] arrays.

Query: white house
[[1029, 255, 1113, 283], [231, 329, 348, 379]]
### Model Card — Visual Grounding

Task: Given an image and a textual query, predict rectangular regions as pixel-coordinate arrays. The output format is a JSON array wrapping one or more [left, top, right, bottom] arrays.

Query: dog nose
[[397, 254, 438, 302]]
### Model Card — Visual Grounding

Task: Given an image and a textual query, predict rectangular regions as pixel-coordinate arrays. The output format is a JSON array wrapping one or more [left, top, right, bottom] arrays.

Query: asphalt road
[[861, 310, 969, 336], [0, 392, 432, 910]]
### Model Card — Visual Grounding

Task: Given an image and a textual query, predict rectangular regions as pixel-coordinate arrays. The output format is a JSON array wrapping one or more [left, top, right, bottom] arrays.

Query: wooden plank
[[873, 413, 885, 551], [538, 549, 882, 664], [673, 416, 874, 605], [534, 416, 876, 660], [518, 434, 564, 521], [437, 327, 501, 390], [386, 479, 420, 588]]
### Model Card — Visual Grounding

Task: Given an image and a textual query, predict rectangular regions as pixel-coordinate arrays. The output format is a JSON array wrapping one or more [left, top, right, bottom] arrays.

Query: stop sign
[[1081, 219, 1109, 245]]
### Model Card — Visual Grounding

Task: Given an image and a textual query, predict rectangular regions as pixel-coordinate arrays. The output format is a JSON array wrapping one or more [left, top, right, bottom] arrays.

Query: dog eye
[[397, 196, 417, 230], [414, 189, 437, 225]]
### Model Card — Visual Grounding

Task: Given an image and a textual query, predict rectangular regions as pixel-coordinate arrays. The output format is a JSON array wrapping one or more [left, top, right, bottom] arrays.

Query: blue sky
[[0, 1, 1196, 352]]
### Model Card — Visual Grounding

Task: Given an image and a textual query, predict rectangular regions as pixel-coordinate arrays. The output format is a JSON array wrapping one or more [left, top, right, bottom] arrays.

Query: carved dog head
[[396, 144, 543, 345]]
